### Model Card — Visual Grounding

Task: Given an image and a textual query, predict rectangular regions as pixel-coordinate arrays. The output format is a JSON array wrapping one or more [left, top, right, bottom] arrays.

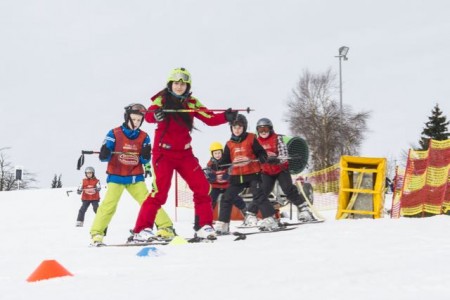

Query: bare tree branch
[[286, 69, 371, 171], [0, 148, 37, 190]]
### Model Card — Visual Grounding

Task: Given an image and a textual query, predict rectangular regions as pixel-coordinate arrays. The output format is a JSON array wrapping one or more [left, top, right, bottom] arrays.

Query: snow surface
[[1, 186, 450, 299]]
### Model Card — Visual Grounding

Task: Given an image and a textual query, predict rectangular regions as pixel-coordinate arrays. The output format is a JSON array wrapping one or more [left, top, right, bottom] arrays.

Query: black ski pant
[[194, 188, 247, 229], [77, 200, 99, 222], [219, 180, 275, 223], [248, 171, 305, 213], [210, 188, 246, 210]]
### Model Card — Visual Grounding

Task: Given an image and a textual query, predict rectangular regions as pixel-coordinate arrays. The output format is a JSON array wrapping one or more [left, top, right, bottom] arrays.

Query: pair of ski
[[232, 226, 297, 241], [186, 227, 297, 242], [235, 219, 324, 229], [98, 236, 214, 247], [102, 228, 293, 246], [95, 240, 171, 247], [97, 220, 324, 246], [232, 219, 324, 241]]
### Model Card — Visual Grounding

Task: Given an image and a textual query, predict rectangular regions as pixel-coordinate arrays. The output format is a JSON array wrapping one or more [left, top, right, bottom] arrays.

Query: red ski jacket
[[145, 91, 228, 154]]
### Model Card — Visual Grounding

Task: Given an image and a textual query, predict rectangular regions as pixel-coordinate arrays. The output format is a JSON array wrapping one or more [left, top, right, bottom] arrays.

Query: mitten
[[258, 154, 268, 164], [99, 144, 111, 160], [225, 108, 238, 123], [141, 144, 152, 160]]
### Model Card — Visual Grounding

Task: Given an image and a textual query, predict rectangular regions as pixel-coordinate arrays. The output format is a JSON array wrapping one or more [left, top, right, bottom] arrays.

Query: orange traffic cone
[[26, 259, 73, 282]]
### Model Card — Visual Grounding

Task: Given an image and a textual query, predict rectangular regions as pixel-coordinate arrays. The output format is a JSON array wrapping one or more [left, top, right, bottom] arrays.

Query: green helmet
[[167, 67, 192, 84]]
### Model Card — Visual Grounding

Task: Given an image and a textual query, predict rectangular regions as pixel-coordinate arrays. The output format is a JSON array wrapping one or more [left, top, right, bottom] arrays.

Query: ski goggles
[[169, 72, 190, 83], [257, 126, 271, 133]]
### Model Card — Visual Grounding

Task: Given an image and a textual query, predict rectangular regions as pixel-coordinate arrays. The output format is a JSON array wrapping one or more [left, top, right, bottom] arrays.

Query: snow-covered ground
[[1, 186, 450, 300]]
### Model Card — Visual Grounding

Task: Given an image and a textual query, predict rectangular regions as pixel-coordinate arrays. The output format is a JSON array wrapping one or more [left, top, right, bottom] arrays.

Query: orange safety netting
[[397, 139, 450, 216]]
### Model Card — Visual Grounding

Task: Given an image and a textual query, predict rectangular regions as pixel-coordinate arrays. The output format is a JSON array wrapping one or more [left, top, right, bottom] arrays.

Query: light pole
[[336, 46, 349, 156], [336, 46, 349, 115]]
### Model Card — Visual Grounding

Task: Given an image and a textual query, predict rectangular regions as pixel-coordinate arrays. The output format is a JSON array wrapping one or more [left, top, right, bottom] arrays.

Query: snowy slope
[[1, 187, 450, 300]]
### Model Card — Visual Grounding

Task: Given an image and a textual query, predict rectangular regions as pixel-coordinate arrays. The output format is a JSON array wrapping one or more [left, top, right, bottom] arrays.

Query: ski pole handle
[[82, 150, 98, 155]]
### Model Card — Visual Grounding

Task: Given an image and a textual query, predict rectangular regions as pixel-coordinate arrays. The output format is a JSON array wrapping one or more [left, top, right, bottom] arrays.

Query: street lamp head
[[339, 46, 349, 60]]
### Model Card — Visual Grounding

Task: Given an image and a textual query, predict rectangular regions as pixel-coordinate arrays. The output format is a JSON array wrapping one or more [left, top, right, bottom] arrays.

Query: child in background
[[76, 166, 101, 227], [204, 141, 247, 214]]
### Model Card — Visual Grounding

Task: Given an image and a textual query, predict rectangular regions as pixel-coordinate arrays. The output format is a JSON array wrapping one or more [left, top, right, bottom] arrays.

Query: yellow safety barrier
[[336, 156, 386, 219]]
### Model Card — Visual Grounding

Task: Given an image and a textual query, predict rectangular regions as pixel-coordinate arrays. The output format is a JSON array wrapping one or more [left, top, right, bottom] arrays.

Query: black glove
[[154, 108, 166, 122], [99, 144, 111, 160], [77, 189, 82, 195], [203, 168, 214, 182], [141, 144, 152, 160], [267, 156, 281, 165], [258, 154, 268, 164], [225, 108, 238, 123]]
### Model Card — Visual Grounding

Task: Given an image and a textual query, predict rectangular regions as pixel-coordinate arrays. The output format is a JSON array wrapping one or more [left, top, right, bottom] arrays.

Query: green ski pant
[[90, 181, 173, 237]]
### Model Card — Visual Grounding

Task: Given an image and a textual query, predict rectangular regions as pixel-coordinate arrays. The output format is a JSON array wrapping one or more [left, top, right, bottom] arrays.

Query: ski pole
[[81, 150, 139, 155], [217, 156, 303, 168], [277, 155, 304, 160], [218, 159, 259, 168], [67, 187, 101, 197], [77, 150, 139, 170], [143, 107, 254, 114]]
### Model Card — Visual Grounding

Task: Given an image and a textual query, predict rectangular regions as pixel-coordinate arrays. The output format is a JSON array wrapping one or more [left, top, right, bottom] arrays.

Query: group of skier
[[205, 116, 318, 235], [76, 67, 317, 246]]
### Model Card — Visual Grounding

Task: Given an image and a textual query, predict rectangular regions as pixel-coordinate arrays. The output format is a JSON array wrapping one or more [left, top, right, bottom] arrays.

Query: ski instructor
[[130, 67, 237, 241]]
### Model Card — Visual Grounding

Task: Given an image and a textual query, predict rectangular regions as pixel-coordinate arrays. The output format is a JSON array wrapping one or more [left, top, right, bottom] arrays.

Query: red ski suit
[[133, 91, 228, 232]]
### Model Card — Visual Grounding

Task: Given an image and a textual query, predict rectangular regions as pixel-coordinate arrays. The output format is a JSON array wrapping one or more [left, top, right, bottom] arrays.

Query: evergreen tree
[[418, 104, 449, 150], [51, 174, 63, 188], [57, 174, 63, 188], [51, 175, 58, 188]]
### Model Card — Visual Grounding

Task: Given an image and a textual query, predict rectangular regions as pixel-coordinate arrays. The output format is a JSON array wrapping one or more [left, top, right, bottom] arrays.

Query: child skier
[[215, 114, 279, 234], [76, 166, 101, 227], [204, 141, 247, 214], [89, 103, 175, 246], [255, 117, 317, 223]]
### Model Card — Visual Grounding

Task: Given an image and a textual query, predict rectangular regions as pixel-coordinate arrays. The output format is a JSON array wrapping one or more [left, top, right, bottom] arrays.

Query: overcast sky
[[1, 0, 449, 188]]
